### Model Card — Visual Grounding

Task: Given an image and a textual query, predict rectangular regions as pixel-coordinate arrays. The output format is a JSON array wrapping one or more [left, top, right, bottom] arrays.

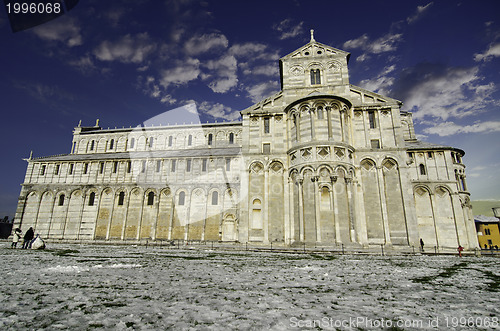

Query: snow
[[1, 243, 499, 330]]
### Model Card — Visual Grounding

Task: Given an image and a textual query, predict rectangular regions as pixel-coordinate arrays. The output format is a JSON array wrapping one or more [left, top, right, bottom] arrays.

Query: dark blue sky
[[1, 0, 500, 217]]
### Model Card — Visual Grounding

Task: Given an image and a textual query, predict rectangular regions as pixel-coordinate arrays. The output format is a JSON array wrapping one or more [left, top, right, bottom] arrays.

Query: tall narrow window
[[188, 135, 192, 146], [229, 132, 234, 144], [208, 133, 213, 146], [317, 107, 323, 120], [113, 161, 118, 173], [419, 164, 426, 175], [226, 158, 231, 171], [99, 162, 104, 174], [40, 165, 46, 175], [58, 194, 65, 206], [264, 117, 270, 134], [130, 138, 135, 149], [368, 111, 376, 129], [69, 163, 74, 175], [54, 164, 60, 175], [202, 159, 207, 172], [83, 163, 88, 174], [127, 161, 131, 173], [178, 191, 185, 205], [109, 139, 114, 150], [211, 191, 218, 205], [90, 140, 95, 151], [427, 151, 433, 158], [251, 199, 262, 228], [118, 192, 125, 206], [186, 159, 191, 172], [149, 137, 154, 148], [263, 143, 271, 154], [147, 192, 154, 206], [156, 160, 161, 172], [171, 159, 176, 172], [141, 160, 146, 173], [168, 136, 173, 147], [88, 192, 95, 206], [310, 69, 321, 85]]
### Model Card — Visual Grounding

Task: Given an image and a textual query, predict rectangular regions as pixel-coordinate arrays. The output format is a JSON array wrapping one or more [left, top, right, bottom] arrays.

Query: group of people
[[420, 238, 464, 257], [11, 227, 35, 249]]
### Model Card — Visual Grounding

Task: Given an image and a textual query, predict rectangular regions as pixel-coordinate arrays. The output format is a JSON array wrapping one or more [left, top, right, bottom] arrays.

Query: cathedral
[[14, 33, 479, 249]]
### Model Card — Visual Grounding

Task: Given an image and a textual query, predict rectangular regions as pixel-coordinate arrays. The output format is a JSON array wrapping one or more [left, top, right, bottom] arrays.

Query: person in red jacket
[[457, 245, 464, 257]]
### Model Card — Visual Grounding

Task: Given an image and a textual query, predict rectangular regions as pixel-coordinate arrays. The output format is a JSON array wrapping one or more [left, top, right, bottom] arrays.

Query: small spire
[[78, 120, 81, 127], [95, 119, 100, 127], [310, 29, 315, 42], [29, 150, 33, 160]]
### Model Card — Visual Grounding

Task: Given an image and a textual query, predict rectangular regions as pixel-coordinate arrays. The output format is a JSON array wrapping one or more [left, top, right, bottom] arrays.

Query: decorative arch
[[360, 158, 376, 171]]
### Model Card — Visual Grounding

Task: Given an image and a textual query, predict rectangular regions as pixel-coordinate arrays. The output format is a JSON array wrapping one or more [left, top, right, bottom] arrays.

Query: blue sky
[[1, 0, 500, 217]]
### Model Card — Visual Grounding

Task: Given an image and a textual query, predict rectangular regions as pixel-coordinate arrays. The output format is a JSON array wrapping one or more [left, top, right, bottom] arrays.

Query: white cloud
[[273, 19, 304, 40], [68, 54, 96, 75], [184, 33, 228, 55], [407, 2, 434, 24], [242, 64, 279, 76], [197, 101, 240, 121], [32, 17, 82, 47], [94, 33, 156, 64], [422, 120, 500, 136], [394, 64, 498, 120], [204, 55, 238, 93], [359, 65, 396, 95], [159, 58, 200, 88], [245, 81, 280, 103], [343, 33, 403, 61], [474, 42, 500, 62], [229, 43, 267, 58]]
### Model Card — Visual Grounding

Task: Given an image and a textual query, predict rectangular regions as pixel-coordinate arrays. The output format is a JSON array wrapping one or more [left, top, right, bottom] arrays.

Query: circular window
[[317, 51, 322, 54], [304, 51, 310, 55]]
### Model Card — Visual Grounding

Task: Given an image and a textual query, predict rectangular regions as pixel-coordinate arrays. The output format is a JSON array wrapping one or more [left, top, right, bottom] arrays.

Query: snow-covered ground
[[1, 243, 499, 330]]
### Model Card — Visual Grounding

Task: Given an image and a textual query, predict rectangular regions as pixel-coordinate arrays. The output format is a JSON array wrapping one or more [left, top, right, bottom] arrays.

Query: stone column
[[331, 175, 341, 244], [297, 177, 304, 242], [346, 177, 356, 242], [326, 107, 332, 139], [263, 167, 269, 243], [284, 175, 291, 245], [376, 166, 391, 244], [313, 175, 321, 242], [428, 192, 440, 248]]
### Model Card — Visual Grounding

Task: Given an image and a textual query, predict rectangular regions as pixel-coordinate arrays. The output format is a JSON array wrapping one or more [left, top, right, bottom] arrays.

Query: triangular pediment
[[280, 41, 350, 62]]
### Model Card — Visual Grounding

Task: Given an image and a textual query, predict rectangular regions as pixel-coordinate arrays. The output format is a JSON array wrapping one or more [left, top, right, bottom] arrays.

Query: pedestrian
[[11, 228, 22, 248], [457, 245, 464, 257], [420, 238, 424, 252], [22, 227, 34, 249]]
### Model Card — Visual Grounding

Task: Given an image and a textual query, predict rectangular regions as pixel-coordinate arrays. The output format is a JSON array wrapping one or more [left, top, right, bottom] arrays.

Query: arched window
[[149, 137, 154, 148], [188, 135, 192, 146], [419, 164, 426, 175], [58, 194, 65, 206], [208, 133, 213, 146], [178, 191, 185, 205], [130, 138, 135, 148], [168, 136, 173, 147], [88, 192, 95, 206], [109, 139, 114, 150], [317, 107, 323, 120], [90, 140, 95, 151], [118, 192, 125, 206], [229, 133, 234, 144], [211, 191, 218, 205], [310, 69, 321, 85], [147, 192, 154, 206]]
